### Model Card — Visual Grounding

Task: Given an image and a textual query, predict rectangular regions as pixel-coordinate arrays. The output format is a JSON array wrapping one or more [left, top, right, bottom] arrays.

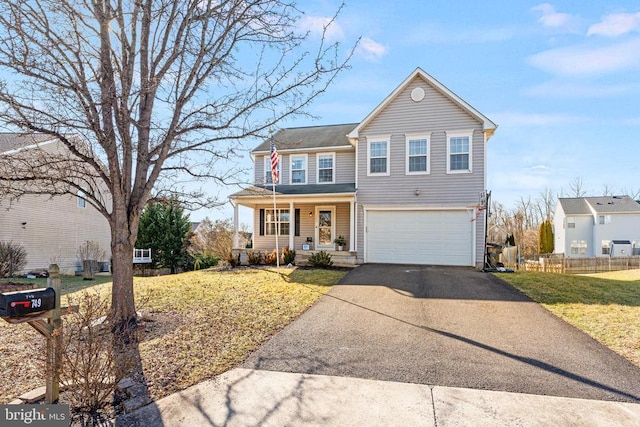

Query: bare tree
[[568, 176, 587, 197], [535, 187, 555, 222], [600, 184, 616, 196], [0, 0, 353, 347]]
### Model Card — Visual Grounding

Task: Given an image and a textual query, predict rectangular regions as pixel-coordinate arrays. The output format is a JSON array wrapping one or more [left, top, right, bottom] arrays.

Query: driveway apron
[[243, 264, 640, 403]]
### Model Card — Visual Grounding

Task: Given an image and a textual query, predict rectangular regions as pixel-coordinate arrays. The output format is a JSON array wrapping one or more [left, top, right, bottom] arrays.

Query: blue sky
[[197, 1, 640, 224]]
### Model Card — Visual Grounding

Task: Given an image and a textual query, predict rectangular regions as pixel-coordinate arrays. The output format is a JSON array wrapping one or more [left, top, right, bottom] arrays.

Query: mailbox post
[[0, 264, 66, 403]]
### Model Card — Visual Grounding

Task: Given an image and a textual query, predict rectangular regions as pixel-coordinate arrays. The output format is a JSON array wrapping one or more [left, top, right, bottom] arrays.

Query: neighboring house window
[[602, 241, 611, 255], [567, 217, 575, 228], [264, 155, 281, 184], [317, 153, 335, 184], [290, 154, 307, 184], [265, 209, 290, 235], [598, 215, 611, 225], [446, 131, 472, 173], [77, 190, 86, 208], [405, 134, 430, 175], [570, 240, 587, 255], [368, 136, 390, 176]]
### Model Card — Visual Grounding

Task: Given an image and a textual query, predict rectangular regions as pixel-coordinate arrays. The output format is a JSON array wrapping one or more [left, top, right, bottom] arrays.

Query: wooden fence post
[[46, 264, 62, 404]]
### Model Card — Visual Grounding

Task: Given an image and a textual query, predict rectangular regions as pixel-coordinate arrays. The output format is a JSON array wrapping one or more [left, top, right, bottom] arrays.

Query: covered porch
[[229, 184, 357, 256]]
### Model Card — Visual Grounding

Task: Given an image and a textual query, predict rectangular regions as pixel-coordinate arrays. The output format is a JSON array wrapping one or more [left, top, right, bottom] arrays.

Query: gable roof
[[252, 123, 357, 153], [347, 67, 497, 140], [0, 133, 57, 154], [558, 196, 640, 215]]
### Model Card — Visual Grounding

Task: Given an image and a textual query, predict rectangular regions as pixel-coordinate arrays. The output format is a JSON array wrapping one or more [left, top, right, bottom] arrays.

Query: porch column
[[289, 201, 295, 249], [232, 201, 239, 249], [349, 199, 355, 252]]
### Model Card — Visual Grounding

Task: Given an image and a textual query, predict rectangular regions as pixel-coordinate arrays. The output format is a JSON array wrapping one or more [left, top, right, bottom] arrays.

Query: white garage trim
[[363, 206, 477, 266]]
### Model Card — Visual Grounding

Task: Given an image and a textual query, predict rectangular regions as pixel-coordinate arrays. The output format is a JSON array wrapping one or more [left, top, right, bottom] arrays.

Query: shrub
[[225, 252, 241, 267], [263, 249, 278, 266], [192, 254, 219, 270], [0, 241, 27, 278], [62, 292, 137, 417], [282, 246, 296, 265], [308, 250, 333, 269], [247, 251, 263, 265]]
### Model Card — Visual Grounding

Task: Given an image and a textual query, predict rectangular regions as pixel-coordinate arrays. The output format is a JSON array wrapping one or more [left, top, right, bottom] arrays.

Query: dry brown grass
[[0, 267, 346, 404]]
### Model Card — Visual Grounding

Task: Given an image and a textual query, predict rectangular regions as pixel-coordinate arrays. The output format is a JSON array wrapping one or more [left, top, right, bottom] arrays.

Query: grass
[[0, 266, 347, 404], [496, 270, 640, 367], [7, 274, 114, 295]]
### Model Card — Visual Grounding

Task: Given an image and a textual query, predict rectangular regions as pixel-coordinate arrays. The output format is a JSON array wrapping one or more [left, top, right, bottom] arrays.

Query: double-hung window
[[290, 154, 307, 184], [265, 209, 290, 235], [598, 215, 611, 225], [570, 240, 587, 255], [602, 240, 611, 255], [446, 131, 472, 173], [405, 134, 430, 175], [264, 155, 280, 184], [567, 217, 575, 229], [368, 136, 390, 176], [317, 153, 335, 183]]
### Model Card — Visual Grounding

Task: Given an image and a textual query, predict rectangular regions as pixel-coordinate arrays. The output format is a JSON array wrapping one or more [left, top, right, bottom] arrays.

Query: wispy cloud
[[527, 37, 640, 76], [299, 16, 344, 41], [356, 37, 388, 61], [588, 11, 640, 37], [531, 3, 580, 32], [490, 112, 587, 127]]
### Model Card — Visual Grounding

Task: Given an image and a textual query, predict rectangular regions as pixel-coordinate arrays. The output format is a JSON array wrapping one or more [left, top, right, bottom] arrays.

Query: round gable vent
[[411, 87, 425, 102]]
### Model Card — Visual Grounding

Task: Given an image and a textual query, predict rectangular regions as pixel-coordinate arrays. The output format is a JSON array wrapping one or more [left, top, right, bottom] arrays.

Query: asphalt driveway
[[243, 264, 640, 403]]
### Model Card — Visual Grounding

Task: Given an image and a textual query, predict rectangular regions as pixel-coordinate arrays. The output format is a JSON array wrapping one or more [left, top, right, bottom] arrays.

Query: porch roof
[[230, 183, 356, 199]]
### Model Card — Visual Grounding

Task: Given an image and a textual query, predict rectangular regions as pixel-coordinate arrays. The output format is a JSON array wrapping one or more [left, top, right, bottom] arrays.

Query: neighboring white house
[[0, 134, 111, 274], [553, 196, 640, 258], [230, 67, 497, 268]]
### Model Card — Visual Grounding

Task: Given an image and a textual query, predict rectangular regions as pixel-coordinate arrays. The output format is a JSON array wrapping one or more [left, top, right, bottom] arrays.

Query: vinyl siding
[[255, 150, 355, 185], [252, 202, 351, 251], [355, 76, 487, 266], [0, 194, 111, 274]]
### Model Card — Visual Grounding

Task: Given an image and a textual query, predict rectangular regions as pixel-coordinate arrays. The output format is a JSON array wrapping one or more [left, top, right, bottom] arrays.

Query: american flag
[[270, 140, 279, 184]]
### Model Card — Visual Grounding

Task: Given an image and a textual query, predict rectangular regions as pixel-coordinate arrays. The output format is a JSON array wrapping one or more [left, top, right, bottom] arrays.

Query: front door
[[316, 206, 335, 250]]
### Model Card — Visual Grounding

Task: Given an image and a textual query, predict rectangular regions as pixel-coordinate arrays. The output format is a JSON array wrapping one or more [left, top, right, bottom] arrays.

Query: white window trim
[[405, 133, 431, 175], [263, 155, 281, 185], [316, 152, 336, 184], [567, 217, 575, 229], [265, 208, 290, 236], [289, 153, 308, 185], [367, 135, 391, 177], [446, 130, 473, 174]]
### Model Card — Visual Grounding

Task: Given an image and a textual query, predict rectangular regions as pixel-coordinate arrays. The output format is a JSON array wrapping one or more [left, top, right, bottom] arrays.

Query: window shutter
[[259, 209, 265, 236], [295, 209, 300, 236]]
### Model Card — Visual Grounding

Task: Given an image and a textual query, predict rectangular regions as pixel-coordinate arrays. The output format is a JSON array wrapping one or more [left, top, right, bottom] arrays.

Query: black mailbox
[[0, 287, 56, 318]]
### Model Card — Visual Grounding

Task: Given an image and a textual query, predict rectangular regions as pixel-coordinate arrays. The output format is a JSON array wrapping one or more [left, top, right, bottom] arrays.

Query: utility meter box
[[0, 287, 56, 318]]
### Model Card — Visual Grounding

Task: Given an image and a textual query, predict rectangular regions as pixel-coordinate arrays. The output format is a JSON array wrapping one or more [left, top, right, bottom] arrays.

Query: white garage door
[[365, 210, 473, 266]]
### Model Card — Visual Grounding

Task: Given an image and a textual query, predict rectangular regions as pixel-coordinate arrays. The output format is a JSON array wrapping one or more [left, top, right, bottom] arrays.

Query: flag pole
[[272, 180, 279, 268], [270, 137, 280, 268]]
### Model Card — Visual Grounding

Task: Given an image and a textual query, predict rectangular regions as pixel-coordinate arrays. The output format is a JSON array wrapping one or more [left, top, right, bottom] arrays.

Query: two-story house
[[0, 134, 111, 274], [553, 196, 640, 258], [229, 68, 497, 267]]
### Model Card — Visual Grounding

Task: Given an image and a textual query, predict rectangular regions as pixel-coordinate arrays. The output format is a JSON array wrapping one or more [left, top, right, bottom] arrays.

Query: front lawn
[[497, 270, 640, 367], [0, 267, 346, 404]]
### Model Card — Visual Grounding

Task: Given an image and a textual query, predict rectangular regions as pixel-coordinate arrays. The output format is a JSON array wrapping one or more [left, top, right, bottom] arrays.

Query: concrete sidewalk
[[117, 368, 640, 426]]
